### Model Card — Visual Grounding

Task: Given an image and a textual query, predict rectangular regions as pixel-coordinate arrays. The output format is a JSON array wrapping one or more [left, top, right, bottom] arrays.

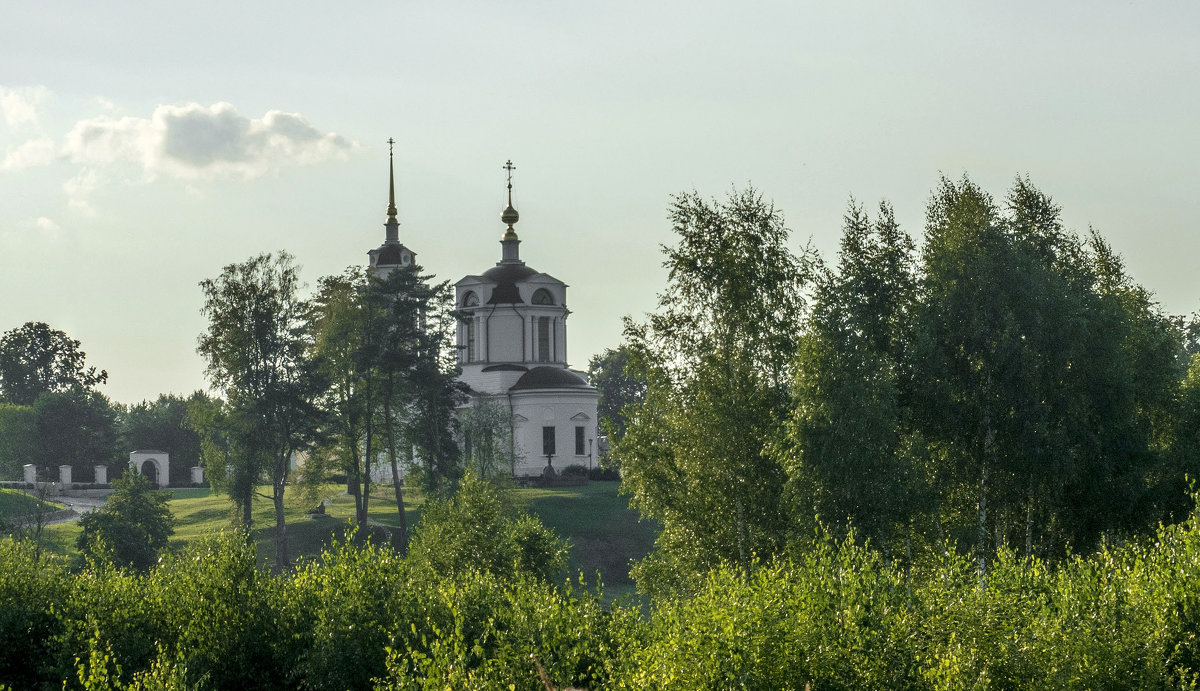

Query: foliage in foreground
[[76, 473, 175, 571], [3, 499, 1200, 689]]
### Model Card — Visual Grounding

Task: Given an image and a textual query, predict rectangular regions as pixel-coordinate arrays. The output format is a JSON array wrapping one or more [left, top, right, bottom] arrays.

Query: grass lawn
[[0, 488, 65, 519], [514, 481, 657, 597], [38, 480, 656, 595]]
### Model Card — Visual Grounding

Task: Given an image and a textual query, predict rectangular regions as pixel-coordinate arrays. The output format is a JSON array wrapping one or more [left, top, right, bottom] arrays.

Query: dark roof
[[510, 366, 591, 391], [482, 262, 538, 304], [482, 364, 529, 373], [374, 243, 413, 266]]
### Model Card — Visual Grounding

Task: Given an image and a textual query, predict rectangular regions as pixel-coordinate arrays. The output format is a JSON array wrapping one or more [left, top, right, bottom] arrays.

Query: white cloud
[[63, 168, 100, 215], [35, 216, 60, 232], [0, 137, 56, 171], [0, 85, 50, 128], [62, 101, 354, 180]]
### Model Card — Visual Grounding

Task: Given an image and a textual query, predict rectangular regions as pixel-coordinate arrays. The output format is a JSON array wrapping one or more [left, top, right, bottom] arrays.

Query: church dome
[[511, 366, 590, 391], [481, 262, 539, 304], [374, 243, 411, 266]]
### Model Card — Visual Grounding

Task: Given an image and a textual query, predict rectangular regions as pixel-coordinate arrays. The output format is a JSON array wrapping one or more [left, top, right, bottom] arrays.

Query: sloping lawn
[[0, 488, 65, 519], [37, 481, 656, 594], [515, 481, 658, 597]]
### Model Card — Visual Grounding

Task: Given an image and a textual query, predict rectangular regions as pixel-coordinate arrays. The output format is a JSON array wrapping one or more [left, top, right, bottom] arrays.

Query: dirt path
[[43, 495, 109, 525]]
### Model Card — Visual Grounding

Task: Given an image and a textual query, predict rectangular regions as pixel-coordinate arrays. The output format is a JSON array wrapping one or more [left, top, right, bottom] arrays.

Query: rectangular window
[[575, 426, 585, 456], [537, 317, 551, 362], [542, 426, 556, 457], [466, 319, 476, 363]]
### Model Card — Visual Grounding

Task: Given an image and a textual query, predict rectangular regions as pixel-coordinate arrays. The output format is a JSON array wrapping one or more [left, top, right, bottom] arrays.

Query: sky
[[2, 1, 1198, 406]]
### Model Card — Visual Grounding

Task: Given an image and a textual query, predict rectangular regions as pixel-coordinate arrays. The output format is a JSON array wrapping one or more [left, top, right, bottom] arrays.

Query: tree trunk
[[388, 437, 408, 555], [359, 417, 373, 536], [386, 369, 410, 554], [360, 427, 369, 535], [978, 375, 995, 590], [1025, 483, 1035, 557], [977, 460, 988, 590], [273, 457, 289, 572]]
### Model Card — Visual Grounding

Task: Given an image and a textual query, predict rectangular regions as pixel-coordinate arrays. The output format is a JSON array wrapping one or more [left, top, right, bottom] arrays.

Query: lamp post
[[587, 438, 593, 471]]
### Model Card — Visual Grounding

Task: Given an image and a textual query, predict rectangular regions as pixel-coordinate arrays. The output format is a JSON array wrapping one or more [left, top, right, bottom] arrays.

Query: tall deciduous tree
[[780, 201, 924, 554], [308, 262, 460, 549], [908, 176, 1181, 577], [309, 267, 379, 535], [0, 322, 107, 406], [197, 252, 321, 570], [614, 188, 815, 596], [587, 345, 647, 445]]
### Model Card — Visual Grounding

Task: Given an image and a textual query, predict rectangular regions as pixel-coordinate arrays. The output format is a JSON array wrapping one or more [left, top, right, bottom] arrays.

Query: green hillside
[[39, 481, 654, 590], [0, 488, 64, 520]]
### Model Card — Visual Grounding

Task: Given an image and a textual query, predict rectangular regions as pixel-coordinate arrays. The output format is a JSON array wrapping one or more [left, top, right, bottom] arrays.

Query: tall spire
[[500, 159, 521, 263], [384, 138, 399, 244]]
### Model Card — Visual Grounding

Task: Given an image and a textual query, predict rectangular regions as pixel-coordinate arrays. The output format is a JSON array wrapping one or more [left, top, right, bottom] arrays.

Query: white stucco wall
[[509, 389, 599, 476], [129, 451, 170, 486]]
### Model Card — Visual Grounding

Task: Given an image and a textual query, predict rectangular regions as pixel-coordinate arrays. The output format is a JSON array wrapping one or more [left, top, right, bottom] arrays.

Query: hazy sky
[[2, 1, 1198, 405]]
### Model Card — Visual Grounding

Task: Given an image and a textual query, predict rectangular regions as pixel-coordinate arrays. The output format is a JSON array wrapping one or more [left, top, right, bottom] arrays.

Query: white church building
[[367, 152, 599, 478]]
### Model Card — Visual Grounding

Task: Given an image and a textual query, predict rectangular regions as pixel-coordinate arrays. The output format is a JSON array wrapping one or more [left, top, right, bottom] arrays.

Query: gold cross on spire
[[500, 159, 519, 236], [388, 137, 395, 157]]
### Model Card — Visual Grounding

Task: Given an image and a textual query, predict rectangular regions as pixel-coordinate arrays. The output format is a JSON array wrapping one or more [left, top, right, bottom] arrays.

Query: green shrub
[[560, 464, 588, 478], [374, 573, 634, 690], [76, 473, 174, 571], [0, 538, 67, 688], [407, 474, 568, 583], [293, 531, 416, 691], [588, 466, 620, 481], [624, 533, 918, 690], [146, 534, 304, 690]]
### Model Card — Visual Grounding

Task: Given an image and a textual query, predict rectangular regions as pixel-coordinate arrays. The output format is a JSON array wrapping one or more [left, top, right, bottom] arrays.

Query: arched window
[[462, 291, 480, 307], [532, 288, 554, 305]]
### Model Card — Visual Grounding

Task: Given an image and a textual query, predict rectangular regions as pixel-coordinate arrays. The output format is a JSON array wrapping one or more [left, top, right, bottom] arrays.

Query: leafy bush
[[76, 473, 174, 571], [623, 533, 918, 689], [293, 531, 416, 690], [375, 573, 636, 690], [407, 474, 568, 583], [0, 538, 67, 688], [588, 465, 620, 481], [560, 464, 588, 478], [10, 489, 1200, 688]]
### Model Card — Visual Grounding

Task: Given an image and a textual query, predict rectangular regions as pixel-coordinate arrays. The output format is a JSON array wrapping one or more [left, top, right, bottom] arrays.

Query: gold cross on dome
[[503, 159, 515, 184]]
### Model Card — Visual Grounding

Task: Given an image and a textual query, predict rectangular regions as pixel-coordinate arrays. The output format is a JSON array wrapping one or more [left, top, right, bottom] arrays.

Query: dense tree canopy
[[0, 322, 107, 406], [618, 177, 1200, 594], [116, 393, 207, 482], [587, 345, 647, 444], [32, 388, 118, 480]]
